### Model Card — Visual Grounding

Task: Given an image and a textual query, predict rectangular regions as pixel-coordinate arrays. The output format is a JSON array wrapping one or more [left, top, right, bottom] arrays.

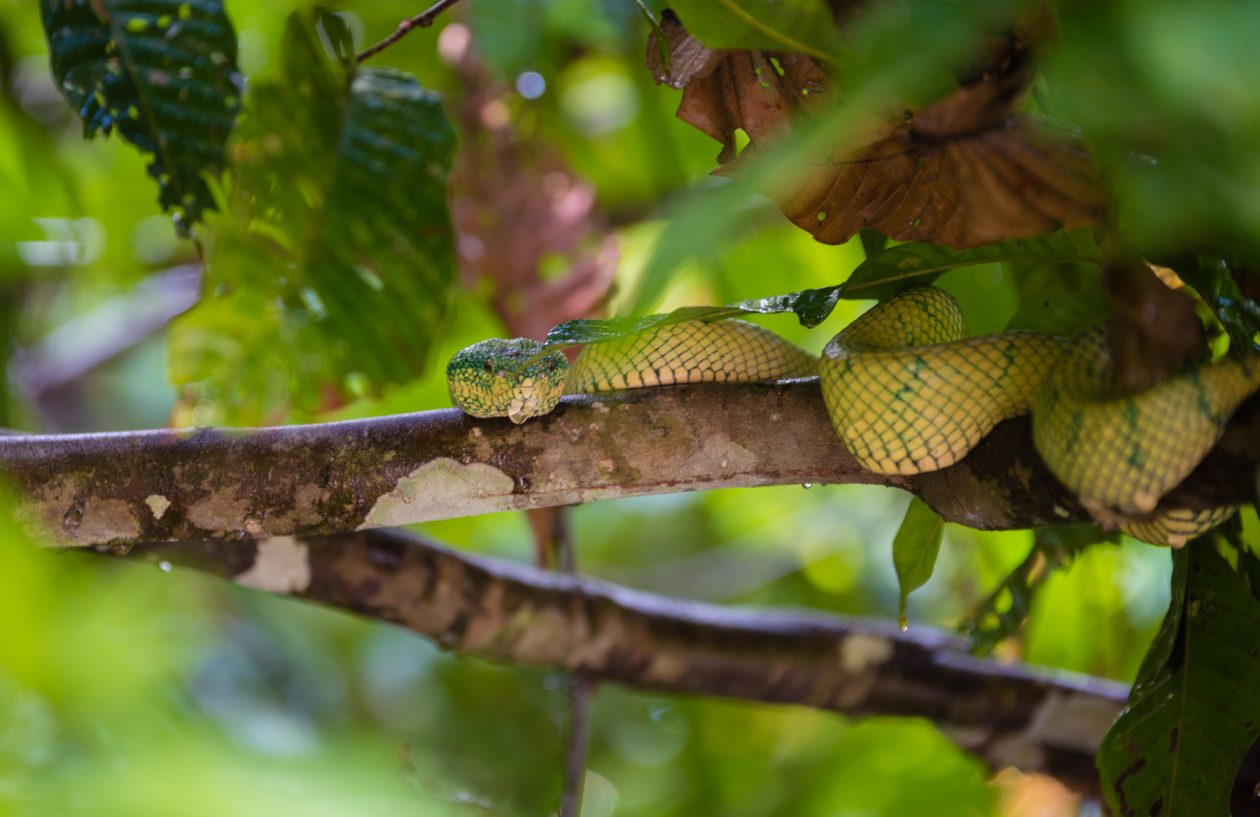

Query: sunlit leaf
[[170, 12, 456, 424], [892, 497, 944, 628], [40, 0, 241, 226], [1099, 542, 1260, 816]]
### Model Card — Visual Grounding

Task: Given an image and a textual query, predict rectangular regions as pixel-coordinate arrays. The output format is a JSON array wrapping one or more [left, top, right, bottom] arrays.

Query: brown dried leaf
[[650, 12, 832, 162], [646, 9, 723, 89], [769, 110, 1105, 247], [651, 13, 1105, 247]]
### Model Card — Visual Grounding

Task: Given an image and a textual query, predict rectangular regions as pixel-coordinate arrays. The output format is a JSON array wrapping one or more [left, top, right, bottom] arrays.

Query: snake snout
[[447, 337, 569, 420]]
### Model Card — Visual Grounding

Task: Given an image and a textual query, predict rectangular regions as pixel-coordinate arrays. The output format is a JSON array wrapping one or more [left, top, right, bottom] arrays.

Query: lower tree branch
[[125, 526, 1128, 796], [4, 382, 1256, 549]]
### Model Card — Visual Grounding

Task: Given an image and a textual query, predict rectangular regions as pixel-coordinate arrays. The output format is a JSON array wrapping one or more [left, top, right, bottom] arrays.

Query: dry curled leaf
[[649, 11, 832, 163], [649, 11, 1105, 247]]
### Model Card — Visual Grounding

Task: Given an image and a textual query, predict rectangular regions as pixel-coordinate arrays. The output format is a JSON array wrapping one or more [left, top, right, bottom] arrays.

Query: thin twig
[[560, 677, 593, 817], [549, 510, 592, 817], [356, 0, 465, 64]]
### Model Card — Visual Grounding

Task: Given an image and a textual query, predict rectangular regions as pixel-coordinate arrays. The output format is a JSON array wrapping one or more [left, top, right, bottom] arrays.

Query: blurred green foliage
[[169, 11, 456, 424], [1, 0, 1259, 815]]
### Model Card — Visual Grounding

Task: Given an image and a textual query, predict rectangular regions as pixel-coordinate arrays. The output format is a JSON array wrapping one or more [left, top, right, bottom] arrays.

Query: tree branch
[[125, 526, 1129, 796], [356, 0, 465, 64], [4, 381, 1256, 548]]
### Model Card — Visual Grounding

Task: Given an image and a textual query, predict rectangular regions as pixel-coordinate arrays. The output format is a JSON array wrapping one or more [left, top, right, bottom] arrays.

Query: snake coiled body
[[447, 287, 1260, 546]]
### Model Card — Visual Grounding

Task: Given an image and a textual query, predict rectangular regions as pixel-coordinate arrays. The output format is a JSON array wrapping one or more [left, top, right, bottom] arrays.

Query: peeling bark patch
[[839, 633, 894, 674], [678, 433, 759, 482], [358, 458, 516, 530], [17, 473, 143, 547], [68, 497, 140, 546], [236, 536, 311, 594], [145, 495, 171, 520], [187, 487, 250, 535]]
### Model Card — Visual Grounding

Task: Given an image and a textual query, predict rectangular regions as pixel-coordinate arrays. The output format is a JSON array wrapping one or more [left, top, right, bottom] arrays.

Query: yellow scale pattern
[[818, 288, 1069, 475], [1033, 327, 1260, 515], [448, 286, 1260, 546], [1119, 505, 1239, 548], [567, 319, 816, 394]]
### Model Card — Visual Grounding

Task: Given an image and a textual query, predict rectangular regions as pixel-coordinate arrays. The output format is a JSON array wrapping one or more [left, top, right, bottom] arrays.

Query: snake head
[[446, 338, 569, 424]]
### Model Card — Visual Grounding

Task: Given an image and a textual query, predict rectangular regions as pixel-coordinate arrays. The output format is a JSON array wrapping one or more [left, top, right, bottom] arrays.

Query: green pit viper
[[447, 286, 1260, 546]]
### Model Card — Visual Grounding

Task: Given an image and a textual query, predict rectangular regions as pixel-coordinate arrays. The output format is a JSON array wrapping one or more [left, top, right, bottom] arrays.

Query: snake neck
[[566, 319, 816, 395]]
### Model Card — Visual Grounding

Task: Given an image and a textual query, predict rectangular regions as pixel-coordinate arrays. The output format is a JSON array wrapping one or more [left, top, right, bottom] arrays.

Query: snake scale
[[447, 286, 1260, 546]]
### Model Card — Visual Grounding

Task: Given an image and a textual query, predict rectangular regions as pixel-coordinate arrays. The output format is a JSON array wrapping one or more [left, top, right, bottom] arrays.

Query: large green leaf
[[891, 497, 944, 628], [838, 231, 1100, 301], [668, 0, 843, 62], [1098, 542, 1260, 816], [40, 0, 241, 226], [169, 12, 456, 424]]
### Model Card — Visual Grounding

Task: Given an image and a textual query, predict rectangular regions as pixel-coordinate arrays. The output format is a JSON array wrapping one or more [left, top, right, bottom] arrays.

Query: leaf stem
[[355, 0, 465, 64]]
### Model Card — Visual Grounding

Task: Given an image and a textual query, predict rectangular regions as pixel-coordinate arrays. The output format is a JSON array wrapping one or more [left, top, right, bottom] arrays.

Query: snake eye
[[483, 359, 493, 371]]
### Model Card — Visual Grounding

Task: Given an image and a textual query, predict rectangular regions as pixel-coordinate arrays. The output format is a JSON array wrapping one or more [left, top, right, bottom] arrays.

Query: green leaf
[[1098, 542, 1260, 816], [963, 525, 1111, 654], [892, 497, 944, 628], [668, 0, 842, 63], [528, 231, 1100, 369], [1178, 256, 1260, 350], [858, 229, 888, 260], [538, 282, 844, 357], [839, 231, 1100, 301], [1005, 250, 1107, 336], [170, 12, 456, 424], [40, 0, 241, 226]]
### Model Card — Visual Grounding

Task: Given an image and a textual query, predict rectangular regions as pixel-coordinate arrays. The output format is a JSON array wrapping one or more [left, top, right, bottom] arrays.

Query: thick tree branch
[[126, 527, 1128, 796], [4, 381, 1256, 548]]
